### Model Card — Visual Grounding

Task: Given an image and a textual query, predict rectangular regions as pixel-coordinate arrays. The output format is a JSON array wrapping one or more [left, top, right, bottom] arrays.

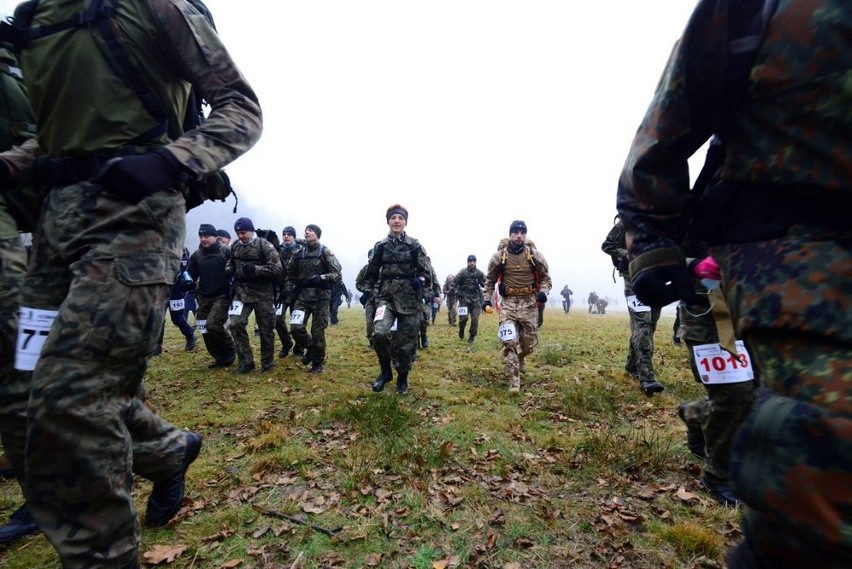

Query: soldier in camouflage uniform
[[364, 204, 435, 395], [482, 221, 551, 392], [418, 261, 440, 348], [676, 265, 755, 507], [560, 285, 573, 313], [188, 223, 235, 368], [0, 0, 261, 564], [227, 217, 282, 374], [275, 226, 302, 358], [355, 249, 377, 349], [602, 219, 663, 395], [618, 1, 851, 566], [284, 224, 342, 374], [454, 254, 485, 343], [442, 274, 457, 325]]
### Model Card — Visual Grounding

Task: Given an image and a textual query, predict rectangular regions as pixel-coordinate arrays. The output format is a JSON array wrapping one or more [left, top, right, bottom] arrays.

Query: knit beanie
[[305, 224, 322, 239], [234, 217, 255, 232]]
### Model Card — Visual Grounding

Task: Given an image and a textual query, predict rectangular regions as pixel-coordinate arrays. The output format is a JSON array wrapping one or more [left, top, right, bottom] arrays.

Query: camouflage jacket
[[617, 0, 852, 264], [284, 242, 342, 303], [362, 232, 434, 316], [4, 0, 262, 180], [227, 237, 282, 302], [601, 221, 629, 277], [453, 267, 485, 305]]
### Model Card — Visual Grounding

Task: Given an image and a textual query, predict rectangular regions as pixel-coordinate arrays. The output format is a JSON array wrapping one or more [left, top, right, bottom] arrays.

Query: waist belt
[[35, 155, 111, 187], [385, 275, 415, 281], [506, 286, 534, 295]]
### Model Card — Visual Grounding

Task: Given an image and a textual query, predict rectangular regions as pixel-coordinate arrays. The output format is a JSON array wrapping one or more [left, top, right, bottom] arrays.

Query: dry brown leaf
[[364, 553, 383, 566], [433, 560, 449, 569], [142, 544, 188, 565], [219, 560, 242, 568]]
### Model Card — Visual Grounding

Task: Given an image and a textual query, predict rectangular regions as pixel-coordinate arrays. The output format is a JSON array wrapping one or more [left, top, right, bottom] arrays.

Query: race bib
[[228, 300, 244, 316], [374, 304, 387, 322], [169, 298, 186, 312], [498, 321, 517, 343], [626, 295, 651, 313], [692, 341, 754, 384], [15, 307, 58, 371], [196, 319, 208, 334], [458, 306, 469, 317], [275, 304, 283, 316], [290, 309, 306, 326], [432, 302, 439, 310], [391, 318, 398, 332]]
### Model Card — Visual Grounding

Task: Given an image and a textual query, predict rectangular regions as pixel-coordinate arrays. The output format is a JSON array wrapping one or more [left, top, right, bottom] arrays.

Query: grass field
[[0, 307, 740, 568]]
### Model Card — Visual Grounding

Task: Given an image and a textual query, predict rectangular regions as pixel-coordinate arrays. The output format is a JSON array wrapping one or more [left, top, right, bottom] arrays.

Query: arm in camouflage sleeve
[[533, 249, 552, 295], [322, 248, 343, 285], [153, 0, 263, 177], [257, 241, 282, 280], [616, 0, 726, 263]]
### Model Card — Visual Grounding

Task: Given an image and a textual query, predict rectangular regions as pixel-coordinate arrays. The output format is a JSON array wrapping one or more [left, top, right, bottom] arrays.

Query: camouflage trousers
[[499, 295, 539, 385], [446, 294, 457, 325], [458, 300, 481, 340], [196, 294, 235, 364], [623, 279, 661, 383], [275, 305, 295, 354], [363, 299, 376, 341], [229, 297, 275, 368], [18, 184, 191, 568], [0, 235, 27, 482], [290, 298, 330, 365], [678, 300, 755, 485], [373, 302, 419, 374], [717, 226, 852, 568]]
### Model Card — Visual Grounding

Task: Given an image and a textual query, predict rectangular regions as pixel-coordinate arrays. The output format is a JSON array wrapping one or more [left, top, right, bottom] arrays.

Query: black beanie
[[282, 226, 297, 237], [467, 254, 476, 262], [305, 224, 322, 239], [216, 229, 231, 239], [509, 220, 528, 234], [198, 223, 217, 237], [234, 217, 255, 232]]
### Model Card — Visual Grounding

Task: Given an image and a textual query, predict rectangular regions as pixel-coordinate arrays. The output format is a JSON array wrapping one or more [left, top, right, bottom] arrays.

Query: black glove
[[227, 276, 236, 301], [497, 283, 506, 297], [242, 263, 256, 275], [536, 292, 547, 304], [482, 300, 492, 310], [308, 275, 324, 285], [632, 264, 698, 307], [94, 148, 183, 203], [359, 291, 372, 306], [410, 277, 423, 291]]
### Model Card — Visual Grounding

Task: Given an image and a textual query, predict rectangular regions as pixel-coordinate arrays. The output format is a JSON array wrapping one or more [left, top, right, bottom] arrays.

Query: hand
[[308, 275, 324, 285], [536, 292, 547, 304], [93, 148, 182, 203], [691, 256, 721, 281], [497, 283, 506, 297], [359, 291, 371, 306], [242, 263, 256, 275], [632, 264, 698, 307], [410, 277, 423, 291]]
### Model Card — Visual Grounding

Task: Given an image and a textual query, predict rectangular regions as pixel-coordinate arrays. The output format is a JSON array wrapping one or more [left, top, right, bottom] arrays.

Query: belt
[[506, 286, 534, 295]]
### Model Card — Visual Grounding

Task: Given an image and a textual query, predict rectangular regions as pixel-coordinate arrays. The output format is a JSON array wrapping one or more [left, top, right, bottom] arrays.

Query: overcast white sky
[[188, 0, 705, 304], [6, 0, 705, 305]]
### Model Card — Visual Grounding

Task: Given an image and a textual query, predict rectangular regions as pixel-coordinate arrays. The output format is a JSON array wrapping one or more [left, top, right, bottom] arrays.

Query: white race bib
[[196, 319, 208, 334], [390, 318, 398, 332], [374, 304, 387, 322], [432, 302, 439, 310], [169, 298, 186, 312], [498, 321, 517, 343], [228, 300, 244, 316], [15, 307, 58, 371], [457, 306, 469, 317], [626, 295, 651, 313], [692, 341, 754, 384], [290, 309, 306, 326], [275, 304, 283, 316]]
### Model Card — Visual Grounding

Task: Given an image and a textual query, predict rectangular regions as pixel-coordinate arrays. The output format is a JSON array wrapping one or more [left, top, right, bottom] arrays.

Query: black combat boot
[[396, 370, 409, 396], [420, 332, 429, 348], [458, 323, 465, 340], [301, 346, 313, 365], [371, 361, 393, 392]]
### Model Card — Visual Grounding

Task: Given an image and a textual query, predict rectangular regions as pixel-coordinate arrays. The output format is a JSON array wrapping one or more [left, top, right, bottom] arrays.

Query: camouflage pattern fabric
[[20, 184, 190, 567], [497, 295, 538, 388], [363, 233, 435, 373], [718, 226, 852, 568], [617, 1, 852, 565], [355, 262, 376, 342], [286, 242, 342, 366], [443, 276, 457, 325], [228, 237, 281, 369], [454, 267, 485, 340], [622, 279, 661, 384], [195, 293, 234, 364], [678, 293, 754, 485], [275, 241, 302, 354], [0, 236, 28, 483]]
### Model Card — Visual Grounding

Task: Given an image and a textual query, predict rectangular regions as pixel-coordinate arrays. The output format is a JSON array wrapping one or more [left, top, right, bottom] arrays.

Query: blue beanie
[[234, 217, 255, 232]]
